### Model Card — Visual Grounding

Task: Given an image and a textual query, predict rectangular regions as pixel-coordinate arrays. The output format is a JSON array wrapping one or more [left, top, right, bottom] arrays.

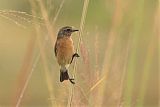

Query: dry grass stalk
[[94, 27, 100, 80], [135, 35, 155, 107], [37, 0, 56, 46], [13, 0, 65, 106], [0, 13, 26, 29], [52, 0, 65, 25], [96, 0, 123, 105], [12, 35, 36, 107], [0, 10, 43, 20], [29, 1, 55, 106], [117, 38, 131, 107], [157, 5, 160, 107], [135, 9, 159, 106], [0, 10, 44, 28], [68, 0, 90, 106]]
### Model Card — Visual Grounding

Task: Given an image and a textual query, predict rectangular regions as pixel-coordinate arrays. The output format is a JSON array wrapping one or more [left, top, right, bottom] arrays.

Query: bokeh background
[[0, 0, 159, 107]]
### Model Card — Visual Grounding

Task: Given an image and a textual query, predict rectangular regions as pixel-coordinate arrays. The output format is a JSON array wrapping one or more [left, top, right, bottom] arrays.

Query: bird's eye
[[66, 29, 71, 31]]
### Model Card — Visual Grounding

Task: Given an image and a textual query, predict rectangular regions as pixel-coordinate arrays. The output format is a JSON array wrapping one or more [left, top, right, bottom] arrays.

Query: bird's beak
[[72, 29, 79, 32]]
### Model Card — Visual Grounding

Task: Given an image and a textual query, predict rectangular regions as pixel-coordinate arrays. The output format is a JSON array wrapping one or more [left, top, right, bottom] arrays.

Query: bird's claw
[[70, 53, 80, 64], [74, 53, 80, 57], [69, 78, 75, 84]]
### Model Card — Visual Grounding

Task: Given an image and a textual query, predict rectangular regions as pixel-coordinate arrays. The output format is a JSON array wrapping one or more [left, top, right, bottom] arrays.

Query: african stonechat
[[54, 26, 79, 84]]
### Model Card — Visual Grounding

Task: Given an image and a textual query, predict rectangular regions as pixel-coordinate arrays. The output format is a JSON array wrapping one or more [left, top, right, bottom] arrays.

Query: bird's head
[[57, 26, 79, 38]]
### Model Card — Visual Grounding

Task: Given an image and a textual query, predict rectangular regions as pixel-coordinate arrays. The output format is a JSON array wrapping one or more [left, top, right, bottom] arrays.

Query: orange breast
[[56, 37, 74, 66]]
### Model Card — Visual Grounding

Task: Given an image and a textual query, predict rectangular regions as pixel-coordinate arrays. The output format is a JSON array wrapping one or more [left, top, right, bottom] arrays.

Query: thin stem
[[52, 0, 65, 25], [15, 0, 65, 106], [67, 0, 90, 106]]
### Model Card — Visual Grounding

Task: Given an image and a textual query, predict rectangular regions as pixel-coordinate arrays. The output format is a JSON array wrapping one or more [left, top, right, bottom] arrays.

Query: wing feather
[[54, 42, 57, 56]]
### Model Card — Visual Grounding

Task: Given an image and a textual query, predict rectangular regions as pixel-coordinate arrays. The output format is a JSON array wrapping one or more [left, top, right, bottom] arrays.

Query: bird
[[54, 26, 80, 84]]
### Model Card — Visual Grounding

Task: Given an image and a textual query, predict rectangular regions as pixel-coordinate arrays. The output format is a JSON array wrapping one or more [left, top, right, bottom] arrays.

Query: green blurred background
[[0, 0, 159, 106]]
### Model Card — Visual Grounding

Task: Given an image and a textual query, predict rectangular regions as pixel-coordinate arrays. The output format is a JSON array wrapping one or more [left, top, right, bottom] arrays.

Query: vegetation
[[0, 0, 158, 106]]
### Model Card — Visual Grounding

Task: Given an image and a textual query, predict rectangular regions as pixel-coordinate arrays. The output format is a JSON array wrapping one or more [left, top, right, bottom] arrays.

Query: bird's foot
[[70, 53, 80, 64], [73, 53, 80, 57], [69, 78, 75, 84]]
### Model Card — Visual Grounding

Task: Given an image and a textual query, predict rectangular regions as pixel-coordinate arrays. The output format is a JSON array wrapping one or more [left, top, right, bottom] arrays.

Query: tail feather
[[60, 69, 69, 82]]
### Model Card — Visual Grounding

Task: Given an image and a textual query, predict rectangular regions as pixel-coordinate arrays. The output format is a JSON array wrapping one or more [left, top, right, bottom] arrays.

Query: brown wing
[[54, 41, 57, 56]]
